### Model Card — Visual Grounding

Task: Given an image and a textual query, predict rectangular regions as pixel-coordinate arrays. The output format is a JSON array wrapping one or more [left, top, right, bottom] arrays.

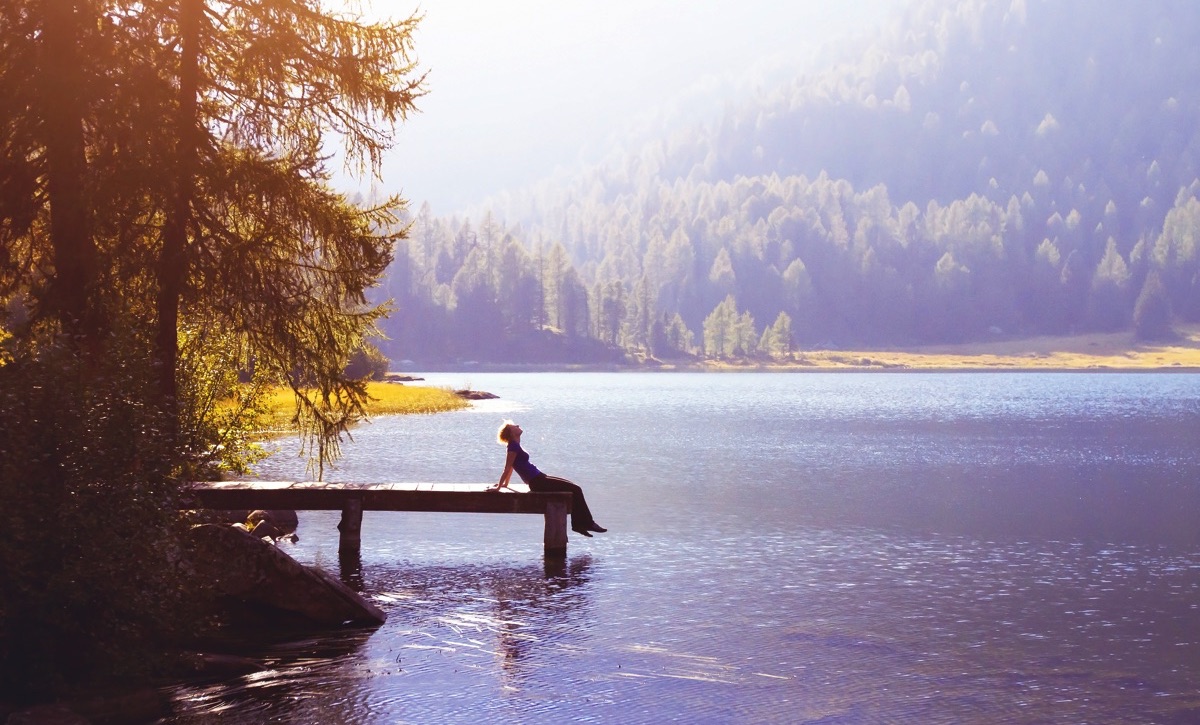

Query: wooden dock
[[188, 481, 574, 555]]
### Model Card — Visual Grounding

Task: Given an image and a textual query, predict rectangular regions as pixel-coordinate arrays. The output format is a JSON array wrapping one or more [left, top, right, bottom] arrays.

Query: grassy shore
[[362, 381, 470, 414], [697, 325, 1200, 371], [256, 382, 467, 428]]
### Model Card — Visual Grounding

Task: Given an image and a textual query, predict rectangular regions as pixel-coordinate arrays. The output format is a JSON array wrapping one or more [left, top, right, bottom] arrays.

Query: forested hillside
[[376, 0, 1200, 364]]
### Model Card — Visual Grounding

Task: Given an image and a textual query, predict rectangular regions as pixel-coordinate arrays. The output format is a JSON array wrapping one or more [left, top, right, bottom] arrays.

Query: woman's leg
[[529, 474, 595, 529]]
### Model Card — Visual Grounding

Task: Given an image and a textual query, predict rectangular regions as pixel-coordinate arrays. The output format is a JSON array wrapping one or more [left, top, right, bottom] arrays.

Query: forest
[[375, 0, 1200, 364]]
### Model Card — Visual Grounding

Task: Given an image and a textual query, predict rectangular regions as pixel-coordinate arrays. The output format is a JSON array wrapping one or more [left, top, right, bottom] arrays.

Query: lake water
[[164, 372, 1200, 724]]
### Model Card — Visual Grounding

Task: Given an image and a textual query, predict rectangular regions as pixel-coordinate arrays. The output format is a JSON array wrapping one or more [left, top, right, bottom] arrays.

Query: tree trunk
[[40, 0, 99, 344], [156, 0, 202, 414]]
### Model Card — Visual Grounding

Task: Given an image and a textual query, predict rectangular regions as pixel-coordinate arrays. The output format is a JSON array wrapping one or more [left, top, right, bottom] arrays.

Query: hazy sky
[[344, 0, 906, 214]]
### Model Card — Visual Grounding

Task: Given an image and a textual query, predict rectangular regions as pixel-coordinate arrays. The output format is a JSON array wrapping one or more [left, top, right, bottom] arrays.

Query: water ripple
[[166, 372, 1200, 723]]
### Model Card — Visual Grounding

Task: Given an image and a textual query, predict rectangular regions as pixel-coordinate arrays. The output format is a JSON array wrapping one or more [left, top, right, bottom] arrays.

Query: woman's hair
[[497, 420, 516, 444]]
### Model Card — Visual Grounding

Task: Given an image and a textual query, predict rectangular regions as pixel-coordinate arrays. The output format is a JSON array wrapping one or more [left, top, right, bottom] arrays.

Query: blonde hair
[[497, 420, 516, 444]]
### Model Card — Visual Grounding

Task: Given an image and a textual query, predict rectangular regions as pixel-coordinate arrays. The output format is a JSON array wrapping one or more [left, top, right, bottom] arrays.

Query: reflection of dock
[[188, 481, 572, 555]]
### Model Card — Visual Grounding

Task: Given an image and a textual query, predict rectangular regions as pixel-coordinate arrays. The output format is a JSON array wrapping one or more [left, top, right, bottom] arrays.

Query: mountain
[[376, 0, 1200, 364]]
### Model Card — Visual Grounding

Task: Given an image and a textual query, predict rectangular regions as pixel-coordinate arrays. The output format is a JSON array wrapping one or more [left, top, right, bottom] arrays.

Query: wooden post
[[338, 496, 363, 554], [544, 499, 568, 555]]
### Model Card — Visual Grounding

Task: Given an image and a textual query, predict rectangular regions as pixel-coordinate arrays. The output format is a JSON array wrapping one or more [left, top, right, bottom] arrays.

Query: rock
[[189, 524, 385, 627], [248, 509, 298, 532], [206, 510, 299, 543], [247, 509, 299, 542], [454, 389, 499, 400], [247, 518, 281, 540]]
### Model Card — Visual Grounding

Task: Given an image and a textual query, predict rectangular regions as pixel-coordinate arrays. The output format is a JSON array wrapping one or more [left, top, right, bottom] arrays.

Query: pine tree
[[703, 295, 738, 358], [1134, 270, 1173, 341]]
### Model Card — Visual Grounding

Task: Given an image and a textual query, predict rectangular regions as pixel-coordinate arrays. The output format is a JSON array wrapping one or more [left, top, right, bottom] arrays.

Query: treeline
[[379, 173, 1195, 362], [376, 0, 1200, 363]]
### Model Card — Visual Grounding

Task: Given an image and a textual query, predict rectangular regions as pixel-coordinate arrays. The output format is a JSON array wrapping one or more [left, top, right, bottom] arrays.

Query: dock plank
[[187, 481, 570, 515], [186, 481, 574, 555]]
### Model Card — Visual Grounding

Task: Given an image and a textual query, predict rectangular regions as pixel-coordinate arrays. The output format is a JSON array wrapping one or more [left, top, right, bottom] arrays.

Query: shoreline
[[397, 327, 1200, 374], [406, 363, 1200, 374]]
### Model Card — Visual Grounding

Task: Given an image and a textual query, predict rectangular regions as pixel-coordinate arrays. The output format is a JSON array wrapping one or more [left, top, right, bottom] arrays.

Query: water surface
[[165, 373, 1200, 724]]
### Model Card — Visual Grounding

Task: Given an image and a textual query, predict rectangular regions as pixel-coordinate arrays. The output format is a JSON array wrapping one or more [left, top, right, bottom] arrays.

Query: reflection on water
[[338, 548, 364, 591], [163, 373, 1200, 723], [164, 533, 1200, 724], [164, 532, 1200, 723], [166, 554, 596, 724], [169, 629, 376, 722]]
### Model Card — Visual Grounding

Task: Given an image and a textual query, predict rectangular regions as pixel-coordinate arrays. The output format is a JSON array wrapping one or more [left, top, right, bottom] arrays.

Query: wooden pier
[[188, 481, 574, 555]]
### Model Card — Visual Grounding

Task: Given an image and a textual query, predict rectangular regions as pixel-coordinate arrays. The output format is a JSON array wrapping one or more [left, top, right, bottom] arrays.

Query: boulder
[[189, 524, 385, 627], [200, 509, 298, 542], [246, 509, 299, 542]]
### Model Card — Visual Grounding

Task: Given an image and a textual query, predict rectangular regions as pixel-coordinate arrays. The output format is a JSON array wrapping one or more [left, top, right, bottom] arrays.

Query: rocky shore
[[3, 511, 383, 724]]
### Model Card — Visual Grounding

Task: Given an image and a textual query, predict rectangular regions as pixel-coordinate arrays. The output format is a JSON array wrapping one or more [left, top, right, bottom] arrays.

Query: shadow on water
[[162, 554, 595, 724]]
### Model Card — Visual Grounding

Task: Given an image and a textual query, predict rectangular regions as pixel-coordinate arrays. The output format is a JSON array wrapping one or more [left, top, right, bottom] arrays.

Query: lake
[[163, 372, 1200, 724]]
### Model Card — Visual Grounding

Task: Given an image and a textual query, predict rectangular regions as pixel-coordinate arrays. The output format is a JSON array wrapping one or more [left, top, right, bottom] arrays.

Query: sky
[[341, 0, 906, 214]]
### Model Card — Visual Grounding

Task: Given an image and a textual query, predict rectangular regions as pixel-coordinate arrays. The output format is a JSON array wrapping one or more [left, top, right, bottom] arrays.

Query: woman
[[489, 421, 607, 538]]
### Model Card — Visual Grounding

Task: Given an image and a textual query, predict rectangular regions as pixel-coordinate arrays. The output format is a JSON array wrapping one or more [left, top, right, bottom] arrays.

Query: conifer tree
[[0, 0, 427, 468], [1134, 270, 1172, 341]]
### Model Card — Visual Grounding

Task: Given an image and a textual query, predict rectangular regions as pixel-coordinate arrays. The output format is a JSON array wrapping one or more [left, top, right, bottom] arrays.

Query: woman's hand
[[491, 450, 517, 492]]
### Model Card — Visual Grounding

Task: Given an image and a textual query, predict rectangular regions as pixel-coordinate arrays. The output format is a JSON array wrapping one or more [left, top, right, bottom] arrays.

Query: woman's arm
[[489, 450, 518, 491]]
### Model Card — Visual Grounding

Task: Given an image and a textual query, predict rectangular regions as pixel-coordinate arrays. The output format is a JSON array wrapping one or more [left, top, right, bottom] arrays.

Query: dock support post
[[544, 500, 568, 555], [338, 496, 363, 554]]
